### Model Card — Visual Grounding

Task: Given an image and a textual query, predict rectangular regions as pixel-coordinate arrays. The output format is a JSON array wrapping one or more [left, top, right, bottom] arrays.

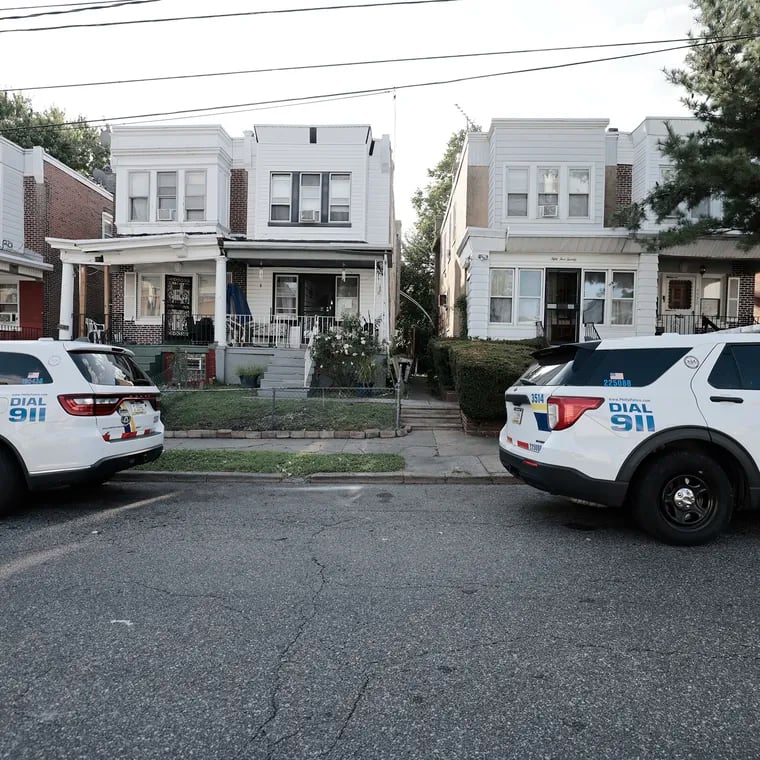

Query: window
[[517, 269, 541, 323], [727, 276, 740, 318], [101, 212, 114, 238], [139, 274, 162, 319], [489, 268, 514, 323], [197, 274, 215, 317], [185, 171, 206, 221], [667, 279, 693, 311], [700, 277, 721, 317], [329, 173, 350, 222], [0, 283, 19, 327], [611, 272, 635, 325], [70, 351, 151, 387], [690, 197, 711, 219], [129, 172, 149, 222], [156, 172, 177, 221], [564, 347, 691, 387], [336, 275, 359, 317], [0, 353, 52, 385], [274, 275, 298, 315], [709, 345, 760, 390], [299, 173, 321, 222], [537, 168, 559, 217], [270, 173, 292, 221], [506, 167, 528, 217], [568, 169, 590, 218], [583, 271, 606, 324]]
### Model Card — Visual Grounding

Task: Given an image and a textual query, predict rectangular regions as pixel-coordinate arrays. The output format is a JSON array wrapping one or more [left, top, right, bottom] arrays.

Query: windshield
[[69, 351, 153, 387]]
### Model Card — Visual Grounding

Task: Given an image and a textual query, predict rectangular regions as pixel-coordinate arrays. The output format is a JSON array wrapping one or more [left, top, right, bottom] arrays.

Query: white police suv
[[0, 340, 163, 515], [500, 332, 760, 545]]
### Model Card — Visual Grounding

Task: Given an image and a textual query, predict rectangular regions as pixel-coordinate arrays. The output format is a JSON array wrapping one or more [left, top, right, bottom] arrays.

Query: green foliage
[[620, 0, 760, 249], [236, 364, 265, 379], [0, 92, 109, 175], [454, 294, 468, 337], [310, 314, 384, 387]]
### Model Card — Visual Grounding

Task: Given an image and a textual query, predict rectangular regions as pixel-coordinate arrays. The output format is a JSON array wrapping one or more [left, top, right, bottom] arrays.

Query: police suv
[[499, 332, 760, 545], [0, 340, 163, 515]]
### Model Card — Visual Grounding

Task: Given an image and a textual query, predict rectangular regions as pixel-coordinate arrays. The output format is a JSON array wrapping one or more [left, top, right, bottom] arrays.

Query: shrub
[[237, 365, 265, 379]]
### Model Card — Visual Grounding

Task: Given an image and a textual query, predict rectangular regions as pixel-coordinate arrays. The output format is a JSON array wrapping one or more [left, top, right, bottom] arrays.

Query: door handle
[[709, 396, 744, 403]]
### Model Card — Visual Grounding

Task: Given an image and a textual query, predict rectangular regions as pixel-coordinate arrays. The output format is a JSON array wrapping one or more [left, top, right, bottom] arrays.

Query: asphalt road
[[3, 481, 760, 760]]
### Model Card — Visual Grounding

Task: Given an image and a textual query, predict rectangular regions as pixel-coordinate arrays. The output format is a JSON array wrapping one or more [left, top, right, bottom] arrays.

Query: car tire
[[0, 448, 25, 517], [632, 450, 733, 546]]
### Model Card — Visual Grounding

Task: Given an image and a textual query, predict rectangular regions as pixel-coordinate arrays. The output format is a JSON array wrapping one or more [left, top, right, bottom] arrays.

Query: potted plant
[[237, 364, 265, 388]]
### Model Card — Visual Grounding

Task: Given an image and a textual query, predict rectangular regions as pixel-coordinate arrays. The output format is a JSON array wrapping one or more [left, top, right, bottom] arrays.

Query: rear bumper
[[500, 447, 628, 508], [28, 444, 163, 490]]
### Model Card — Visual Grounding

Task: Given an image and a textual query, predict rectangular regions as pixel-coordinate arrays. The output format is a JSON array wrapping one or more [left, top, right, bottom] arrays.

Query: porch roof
[[0, 248, 53, 277], [223, 240, 392, 269]]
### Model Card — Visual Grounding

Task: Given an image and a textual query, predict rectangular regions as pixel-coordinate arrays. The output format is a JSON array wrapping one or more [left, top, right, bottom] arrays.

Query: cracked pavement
[[3, 481, 760, 759]]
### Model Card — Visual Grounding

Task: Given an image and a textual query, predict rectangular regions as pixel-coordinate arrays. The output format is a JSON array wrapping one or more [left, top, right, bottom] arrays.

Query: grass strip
[[161, 390, 396, 431], [137, 450, 404, 476]]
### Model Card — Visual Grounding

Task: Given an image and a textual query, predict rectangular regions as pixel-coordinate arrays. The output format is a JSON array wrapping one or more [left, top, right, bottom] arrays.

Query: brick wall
[[230, 169, 248, 235], [731, 262, 756, 323], [229, 260, 247, 292], [109, 264, 163, 344], [24, 163, 113, 336], [616, 165, 632, 210]]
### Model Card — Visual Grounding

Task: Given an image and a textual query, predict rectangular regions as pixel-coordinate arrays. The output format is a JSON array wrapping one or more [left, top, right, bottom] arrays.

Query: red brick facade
[[24, 162, 113, 336], [731, 262, 756, 324], [230, 169, 248, 235], [615, 164, 632, 210]]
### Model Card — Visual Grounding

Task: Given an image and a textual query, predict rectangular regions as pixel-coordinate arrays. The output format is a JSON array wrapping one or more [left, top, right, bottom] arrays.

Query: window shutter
[[727, 276, 740, 318], [124, 272, 136, 321]]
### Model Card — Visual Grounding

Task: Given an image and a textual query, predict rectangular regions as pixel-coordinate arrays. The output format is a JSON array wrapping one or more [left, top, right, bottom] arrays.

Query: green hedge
[[429, 338, 543, 420]]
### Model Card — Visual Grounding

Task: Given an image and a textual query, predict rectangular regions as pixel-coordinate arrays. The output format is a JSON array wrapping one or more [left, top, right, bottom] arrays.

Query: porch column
[[58, 261, 75, 340], [214, 255, 227, 345]]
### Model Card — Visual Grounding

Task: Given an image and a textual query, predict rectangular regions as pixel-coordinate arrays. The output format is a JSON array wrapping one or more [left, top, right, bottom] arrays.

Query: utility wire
[[0, 35, 751, 134], [0, 0, 153, 9], [0, 0, 461, 33], [5, 33, 755, 93], [0, 0, 160, 21]]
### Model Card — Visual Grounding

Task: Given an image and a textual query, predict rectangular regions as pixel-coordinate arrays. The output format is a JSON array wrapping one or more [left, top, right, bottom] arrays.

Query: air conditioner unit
[[158, 208, 175, 221], [539, 204, 558, 218], [186, 356, 204, 372], [300, 209, 320, 222]]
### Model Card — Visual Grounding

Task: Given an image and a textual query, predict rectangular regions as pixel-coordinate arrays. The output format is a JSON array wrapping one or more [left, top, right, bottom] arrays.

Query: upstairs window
[[505, 167, 528, 217], [568, 169, 590, 217], [329, 173, 350, 222], [299, 173, 321, 223], [101, 212, 114, 238], [156, 171, 177, 222], [270, 173, 292, 221], [128, 172, 149, 222], [185, 171, 206, 221], [537, 168, 559, 218]]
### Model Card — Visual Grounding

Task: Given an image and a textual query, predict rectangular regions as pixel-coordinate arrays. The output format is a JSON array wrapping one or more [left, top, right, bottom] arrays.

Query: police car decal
[[608, 399, 656, 433], [8, 394, 48, 423], [529, 393, 551, 432]]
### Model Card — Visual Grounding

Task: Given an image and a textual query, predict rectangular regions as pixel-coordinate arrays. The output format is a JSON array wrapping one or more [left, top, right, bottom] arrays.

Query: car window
[[69, 351, 152, 386], [708, 344, 760, 390], [0, 352, 53, 385], [517, 361, 571, 386], [562, 347, 691, 387]]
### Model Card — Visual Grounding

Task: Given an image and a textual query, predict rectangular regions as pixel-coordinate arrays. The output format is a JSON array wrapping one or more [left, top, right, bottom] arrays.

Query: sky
[[0, 0, 698, 233]]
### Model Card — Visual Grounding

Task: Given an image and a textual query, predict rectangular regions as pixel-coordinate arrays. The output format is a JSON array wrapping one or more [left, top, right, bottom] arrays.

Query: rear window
[[517, 361, 571, 387], [563, 347, 691, 387], [69, 351, 153, 387], [0, 352, 53, 386]]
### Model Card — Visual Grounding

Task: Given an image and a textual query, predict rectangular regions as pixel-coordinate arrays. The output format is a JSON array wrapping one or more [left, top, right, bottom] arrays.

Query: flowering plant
[[311, 314, 383, 387]]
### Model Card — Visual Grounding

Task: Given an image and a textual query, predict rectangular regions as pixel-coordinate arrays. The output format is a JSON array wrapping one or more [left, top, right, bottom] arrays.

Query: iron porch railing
[[656, 314, 759, 335]]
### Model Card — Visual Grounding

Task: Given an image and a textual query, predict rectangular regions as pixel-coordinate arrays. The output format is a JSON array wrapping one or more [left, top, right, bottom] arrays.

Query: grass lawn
[[138, 450, 404, 476], [160, 390, 396, 431]]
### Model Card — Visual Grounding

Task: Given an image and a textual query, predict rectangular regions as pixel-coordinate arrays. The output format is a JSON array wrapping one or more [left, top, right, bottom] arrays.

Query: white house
[[48, 123, 400, 385], [439, 117, 758, 343]]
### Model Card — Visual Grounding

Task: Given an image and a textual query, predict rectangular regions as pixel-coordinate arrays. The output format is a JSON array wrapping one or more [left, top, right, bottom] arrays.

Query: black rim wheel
[[660, 473, 716, 530]]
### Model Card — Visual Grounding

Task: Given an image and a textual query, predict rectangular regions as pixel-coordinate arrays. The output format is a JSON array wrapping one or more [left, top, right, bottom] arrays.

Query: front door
[[164, 275, 193, 341], [544, 269, 580, 344], [300, 274, 335, 330], [660, 274, 697, 333]]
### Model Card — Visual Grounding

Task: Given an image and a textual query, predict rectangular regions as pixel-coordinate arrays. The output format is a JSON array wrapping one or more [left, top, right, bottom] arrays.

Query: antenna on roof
[[454, 104, 476, 131]]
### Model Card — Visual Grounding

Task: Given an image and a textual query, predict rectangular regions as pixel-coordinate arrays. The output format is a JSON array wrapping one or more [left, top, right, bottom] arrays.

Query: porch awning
[[223, 240, 392, 269], [0, 248, 53, 278]]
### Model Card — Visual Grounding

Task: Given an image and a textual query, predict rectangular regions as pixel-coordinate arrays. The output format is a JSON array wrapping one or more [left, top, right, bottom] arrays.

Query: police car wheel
[[0, 448, 24, 517], [632, 450, 733, 546]]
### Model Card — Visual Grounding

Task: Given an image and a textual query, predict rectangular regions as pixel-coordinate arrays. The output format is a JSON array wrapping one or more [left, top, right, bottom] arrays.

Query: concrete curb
[[166, 427, 411, 440], [113, 470, 522, 485]]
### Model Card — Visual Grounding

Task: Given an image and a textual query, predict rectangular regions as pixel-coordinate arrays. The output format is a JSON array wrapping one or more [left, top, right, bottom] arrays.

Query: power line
[[0, 0, 461, 33], [5, 33, 753, 93], [0, 0, 150, 9], [0, 0, 160, 22], [0, 35, 751, 134]]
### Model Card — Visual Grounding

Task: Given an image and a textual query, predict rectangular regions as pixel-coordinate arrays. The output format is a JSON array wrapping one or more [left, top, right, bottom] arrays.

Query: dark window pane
[[730, 344, 760, 390], [0, 353, 53, 385], [708, 347, 741, 389], [563, 347, 691, 387], [70, 351, 152, 386]]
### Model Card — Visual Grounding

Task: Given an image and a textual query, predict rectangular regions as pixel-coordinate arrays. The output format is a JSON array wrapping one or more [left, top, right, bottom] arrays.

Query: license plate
[[128, 401, 148, 416], [511, 406, 523, 424]]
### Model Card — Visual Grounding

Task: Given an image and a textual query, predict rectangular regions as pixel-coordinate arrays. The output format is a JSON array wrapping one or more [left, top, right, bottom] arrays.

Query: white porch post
[[59, 260, 75, 339], [214, 255, 227, 345]]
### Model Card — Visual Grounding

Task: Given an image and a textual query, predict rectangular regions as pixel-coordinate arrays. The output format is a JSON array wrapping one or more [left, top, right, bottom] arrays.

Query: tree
[[398, 128, 472, 351], [621, 0, 760, 249], [0, 92, 109, 176]]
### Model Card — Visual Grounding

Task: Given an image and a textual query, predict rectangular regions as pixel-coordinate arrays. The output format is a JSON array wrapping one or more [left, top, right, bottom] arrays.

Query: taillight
[[58, 395, 122, 416], [547, 396, 603, 430]]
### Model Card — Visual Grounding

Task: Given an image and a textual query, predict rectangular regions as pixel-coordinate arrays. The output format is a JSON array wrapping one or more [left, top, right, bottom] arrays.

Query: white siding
[[0, 139, 25, 255]]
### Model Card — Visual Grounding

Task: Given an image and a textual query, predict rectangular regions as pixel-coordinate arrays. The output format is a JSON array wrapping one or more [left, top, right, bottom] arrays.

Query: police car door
[[690, 340, 760, 465]]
